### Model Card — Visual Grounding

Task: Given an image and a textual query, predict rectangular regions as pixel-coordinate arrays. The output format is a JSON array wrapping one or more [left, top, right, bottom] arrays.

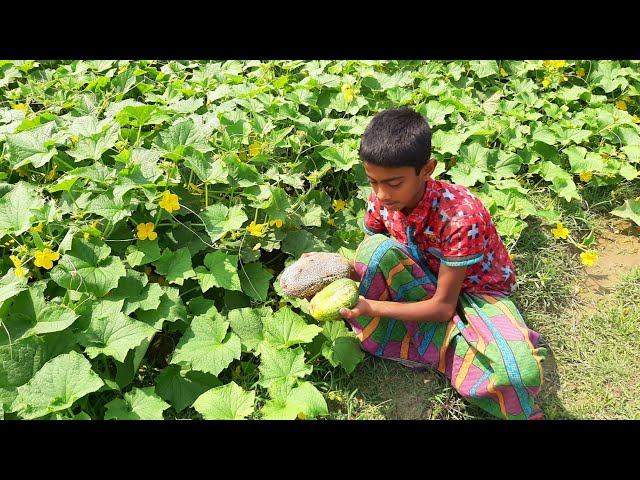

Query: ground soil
[[577, 218, 640, 313]]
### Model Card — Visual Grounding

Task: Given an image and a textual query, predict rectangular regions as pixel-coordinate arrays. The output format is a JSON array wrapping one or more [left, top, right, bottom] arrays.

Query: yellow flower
[[12, 103, 29, 113], [136, 222, 158, 241], [580, 250, 598, 267], [15, 266, 26, 278], [297, 412, 306, 420], [327, 218, 335, 226], [91, 220, 99, 229], [269, 219, 284, 228], [31, 223, 44, 233], [579, 171, 593, 182], [561, 76, 568, 82], [9, 255, 21, 268], [159, 191, 180, 213], [246, 221, 267, 237], [553, 60, 566, 69], [341, 84, 354, 102], [615, 100, 627, 111], [543, 60, 554, 69], [332, 199, 348, 212], [576, 68, 585, 78], [34, 248, 60, 270], [500, 67, 508, 77], [551, 223, 569, 239], [542, 78, 551, 88], [188, 182, 203, 194], [83, 232, 90, 239], [633, 115, 640, 124], [248, 143, 261, 157]]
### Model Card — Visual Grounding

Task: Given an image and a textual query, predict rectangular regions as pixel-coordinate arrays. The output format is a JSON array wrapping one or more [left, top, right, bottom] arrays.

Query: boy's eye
[[388, 183, 401, 188]]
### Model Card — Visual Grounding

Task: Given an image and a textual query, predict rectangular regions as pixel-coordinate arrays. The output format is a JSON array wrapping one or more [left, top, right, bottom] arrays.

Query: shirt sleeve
[[362, 192, 388, 235], [438, 215, 485, 267]]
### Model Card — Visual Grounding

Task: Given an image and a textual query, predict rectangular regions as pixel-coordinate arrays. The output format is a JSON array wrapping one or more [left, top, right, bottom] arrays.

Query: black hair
[[358, 107, 432, 175]]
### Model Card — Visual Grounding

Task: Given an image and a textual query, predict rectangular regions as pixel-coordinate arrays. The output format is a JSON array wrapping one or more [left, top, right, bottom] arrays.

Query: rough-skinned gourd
[[309, 278, 359, 322], [280, 252, 352, 299]]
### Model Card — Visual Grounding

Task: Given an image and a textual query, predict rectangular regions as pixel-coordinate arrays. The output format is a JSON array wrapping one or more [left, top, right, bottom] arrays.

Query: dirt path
[[577, 218, 640, 313]]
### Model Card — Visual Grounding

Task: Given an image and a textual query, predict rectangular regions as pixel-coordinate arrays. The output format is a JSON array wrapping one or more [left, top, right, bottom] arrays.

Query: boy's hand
[[339, 296, 374, 320]]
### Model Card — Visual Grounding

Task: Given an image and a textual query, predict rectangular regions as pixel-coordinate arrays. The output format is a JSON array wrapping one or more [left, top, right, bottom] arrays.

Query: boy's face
[[363, 160, 436, 215]]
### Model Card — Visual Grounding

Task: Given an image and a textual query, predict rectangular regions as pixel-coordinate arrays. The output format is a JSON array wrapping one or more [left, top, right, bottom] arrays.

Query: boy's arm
[[340, 263, 467, 323]]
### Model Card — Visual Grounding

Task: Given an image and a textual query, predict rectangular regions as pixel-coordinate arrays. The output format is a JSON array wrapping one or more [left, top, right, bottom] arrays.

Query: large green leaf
[[0, 182, 45, 237], [239, 262, 273, 302], [318, 321, 365, 374], [193, 381, 255, 420], [182, 147, 228, 184], [109, 270, 164, 315], [194, 250, 241, 293], [155, 365, 221, 413], [170, 311, 242, 376], [50, 238, 126, 298], [126, 240, 162, 267], [10, 351, 104, 419], [153, 247, 196, 286], [136, 287, 188, 329], [6, 122, 58, 168], [201, 204, 248, 242], [611, 199, 640, 226], [68, 123, 120, 161], [77, 312, 157, 362], [257, 345, 312, 389], [104, 387, 170, 420], [262, 308, 322, 349], [318, 144, 359, 172], [227, 307, 268, 352]]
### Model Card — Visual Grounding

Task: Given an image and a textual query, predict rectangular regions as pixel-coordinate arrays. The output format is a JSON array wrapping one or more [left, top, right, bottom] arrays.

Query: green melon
[[309, 278, 360, 322]]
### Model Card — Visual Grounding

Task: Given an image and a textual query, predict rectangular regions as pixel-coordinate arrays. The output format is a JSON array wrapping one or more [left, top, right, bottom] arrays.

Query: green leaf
[[590, 61, 627, 93], [201, 204, 248, 242], [611, 199, 640, 227], [417, 102, 455, 126], [262, 308, 322, 348], [0, 182, 45, 237], [227, 307, 268, 351], [68, 124, 120, 161], [257, 345, 312, 389], [566, 148, 604, 174], [67, 163, 117, 183], [6, 122, 57, 168], [0, 271, 28, 304], [153, 247, 196, 286], [170, 312, 242, 376], [25, 304, 78, 337], [318, 321, 365, 374], [109, 269, 164, 314], [77, 312, 156, 362], [136, 287, 188, 329], [156, 119, 212, 153], [469, 60, 499, 78], [50, 238, 126, 298], [194, 250, 241, 293], [286, 381, 328, 419], [155, 365, 222, 413], [263, 187, 292, 220], [86, 192, 133, 223], [182, 148, 228, 184], [281, 230, 331, 258], [193, 381, 255, 420], [488, 151, 523, 179], [239, 262, 273, 302], [431, 130, 463, 156], [126, 240, 162, 267], [318, 144, 359, 172], [104, 386, 170, 420], [224, 154, 264, 187], [11, 351, 103, 419]]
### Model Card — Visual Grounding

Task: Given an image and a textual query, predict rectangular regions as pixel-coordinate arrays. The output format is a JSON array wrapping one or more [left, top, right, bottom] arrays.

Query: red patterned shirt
[[363, 177, 516, 296]]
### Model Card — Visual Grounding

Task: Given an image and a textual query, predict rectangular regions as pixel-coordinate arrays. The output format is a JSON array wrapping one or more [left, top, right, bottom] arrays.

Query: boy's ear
[[422, 158, 437, 178]]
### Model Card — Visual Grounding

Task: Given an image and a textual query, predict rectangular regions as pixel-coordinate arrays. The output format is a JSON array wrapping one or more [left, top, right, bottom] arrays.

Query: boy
[[314, 108, 546, 420]]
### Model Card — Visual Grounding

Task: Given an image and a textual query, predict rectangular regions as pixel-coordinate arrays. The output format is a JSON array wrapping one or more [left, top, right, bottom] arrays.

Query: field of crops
[[1, 60, 638, 419]]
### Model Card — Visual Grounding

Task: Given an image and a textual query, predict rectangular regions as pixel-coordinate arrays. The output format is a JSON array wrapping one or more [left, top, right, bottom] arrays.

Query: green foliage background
[[1, 60, 639, 419]]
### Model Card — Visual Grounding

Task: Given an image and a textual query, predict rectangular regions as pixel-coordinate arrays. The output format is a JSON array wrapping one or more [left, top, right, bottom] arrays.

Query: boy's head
[[359, 107, 432, 174], [359, 108, 437, 214]]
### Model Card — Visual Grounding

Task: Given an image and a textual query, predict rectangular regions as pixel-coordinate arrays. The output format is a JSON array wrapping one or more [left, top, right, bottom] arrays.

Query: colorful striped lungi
[[348, 234, 547, 420]]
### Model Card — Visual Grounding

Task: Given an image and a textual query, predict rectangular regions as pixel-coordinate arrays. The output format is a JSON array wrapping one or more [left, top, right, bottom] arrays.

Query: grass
[[310, 186, 640, 420]]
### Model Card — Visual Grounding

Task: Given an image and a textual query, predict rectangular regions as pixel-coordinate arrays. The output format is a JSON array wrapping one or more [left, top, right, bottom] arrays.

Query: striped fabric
[[349, 234, 547, 420]]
